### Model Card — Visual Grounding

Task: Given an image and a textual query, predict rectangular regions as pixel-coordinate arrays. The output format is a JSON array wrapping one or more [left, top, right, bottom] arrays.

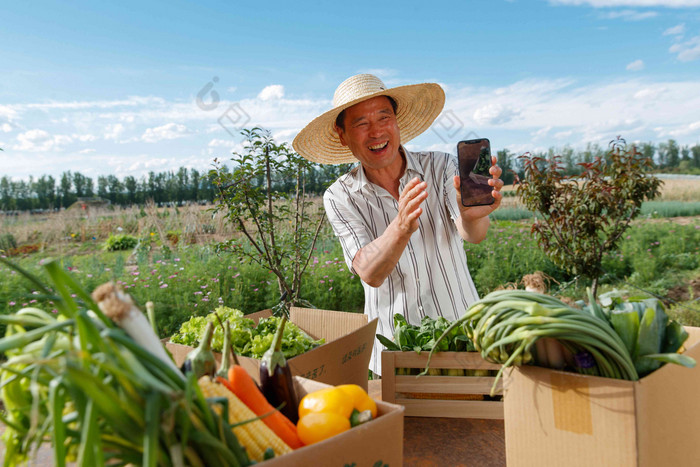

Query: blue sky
[[2, 0, 700, 180]]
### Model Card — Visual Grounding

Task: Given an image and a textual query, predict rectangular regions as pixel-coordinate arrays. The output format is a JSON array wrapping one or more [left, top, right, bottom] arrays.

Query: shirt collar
[[342, 146, 424, 192]]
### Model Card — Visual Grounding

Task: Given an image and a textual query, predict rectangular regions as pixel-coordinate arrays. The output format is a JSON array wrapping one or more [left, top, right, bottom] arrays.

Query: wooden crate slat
[[390, 351, 500, 370], [396, 398, 504, 419], [381, 351, 505, 419], [394, 375, 502, 395], [381, 351, 397, 404]]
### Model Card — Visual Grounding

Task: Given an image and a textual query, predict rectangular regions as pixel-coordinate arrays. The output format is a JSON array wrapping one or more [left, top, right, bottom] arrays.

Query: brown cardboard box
[[260, 376, 404, 466], [166, 307, 378, 391], [503, 326, 700, 467], [381, 350, 504, 419]]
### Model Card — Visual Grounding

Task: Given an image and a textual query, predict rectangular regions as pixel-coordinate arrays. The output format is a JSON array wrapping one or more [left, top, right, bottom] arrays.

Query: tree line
[[0, 164, 353, 212], [2, 138, 699, 212], [496, 139, 700, 185]]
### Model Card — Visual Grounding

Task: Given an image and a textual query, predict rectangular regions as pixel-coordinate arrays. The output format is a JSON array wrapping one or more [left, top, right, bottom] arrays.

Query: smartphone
[[458, 138, 495, 207]]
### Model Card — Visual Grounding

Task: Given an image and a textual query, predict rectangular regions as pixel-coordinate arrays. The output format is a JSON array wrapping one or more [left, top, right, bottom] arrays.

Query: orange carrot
[[223, 365, 304, 449]]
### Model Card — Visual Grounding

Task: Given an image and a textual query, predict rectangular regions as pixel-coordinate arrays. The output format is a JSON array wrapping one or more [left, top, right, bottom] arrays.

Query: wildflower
[[9, 301, 15, 306], [160, 284, 168, 289]]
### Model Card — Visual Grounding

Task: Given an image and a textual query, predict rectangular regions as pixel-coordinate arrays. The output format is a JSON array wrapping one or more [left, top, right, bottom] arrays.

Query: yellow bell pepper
[[296, 384, 377, 445]]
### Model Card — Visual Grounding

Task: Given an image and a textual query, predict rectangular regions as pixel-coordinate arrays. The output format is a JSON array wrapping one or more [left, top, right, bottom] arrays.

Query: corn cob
[[198, 376, 292, 462]]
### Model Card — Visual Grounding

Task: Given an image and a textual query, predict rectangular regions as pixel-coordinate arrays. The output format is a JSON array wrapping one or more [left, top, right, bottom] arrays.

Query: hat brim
[[292, 82, 445, 164]]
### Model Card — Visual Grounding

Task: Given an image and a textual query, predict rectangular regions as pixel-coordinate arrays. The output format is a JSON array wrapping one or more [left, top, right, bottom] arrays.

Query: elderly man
[[293, 74, 503, 375]]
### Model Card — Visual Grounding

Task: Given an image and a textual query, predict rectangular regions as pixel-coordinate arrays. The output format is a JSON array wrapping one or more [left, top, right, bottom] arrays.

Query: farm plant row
[[1, 219, 698, 340]]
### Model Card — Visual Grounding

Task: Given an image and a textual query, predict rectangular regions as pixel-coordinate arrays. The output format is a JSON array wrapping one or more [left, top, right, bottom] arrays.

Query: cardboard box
[[260, 376, 404, 466], [166, 307, 377, 391], [381, 350, 504, 419], [503, 326, 700, 467]]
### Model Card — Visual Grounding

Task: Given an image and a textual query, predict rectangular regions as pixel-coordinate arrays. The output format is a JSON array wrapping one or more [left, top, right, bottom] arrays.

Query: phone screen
[[458, 138, 495, 207]]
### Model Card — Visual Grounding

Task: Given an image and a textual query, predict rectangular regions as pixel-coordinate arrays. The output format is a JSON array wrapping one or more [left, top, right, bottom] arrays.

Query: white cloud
[[633, 86, 667, 99], [473, 103, 520, 125], [438, 77, 700, 152], [550, 0, 700, 6], [0, 105, 19, 120], [1, 123, 12, 133], [658, 120, 700, 137], [207, 138, 236, 148], [601, 9, 658, 20], [125, 157, 171, 172], [626, 59, 645, 71], [104, 123, 125, 141], [272, 128, 299, 143], [663, 23, 686, 36], [532, 126, 553, 140], [72, 133, 98, 142], [669, 35, 700, 61], [554, 130, 574, 139], [23, 96, 166, 111], [79, 148, 96, 154], [258, 85, 285, 101], [13, 129, 72, 152], [141, 123, 190, 143], [357, 68, 399, 79]]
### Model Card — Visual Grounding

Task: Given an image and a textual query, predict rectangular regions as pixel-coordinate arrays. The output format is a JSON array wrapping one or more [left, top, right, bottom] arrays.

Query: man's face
[[335, 96, 401, 171]]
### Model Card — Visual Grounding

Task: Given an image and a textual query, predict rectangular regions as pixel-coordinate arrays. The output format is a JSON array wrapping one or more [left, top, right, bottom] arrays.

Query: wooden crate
[[381, 351, 504, 419]]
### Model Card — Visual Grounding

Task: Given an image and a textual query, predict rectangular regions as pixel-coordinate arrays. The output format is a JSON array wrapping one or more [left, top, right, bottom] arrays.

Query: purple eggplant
[[259, 315, 299, 424]]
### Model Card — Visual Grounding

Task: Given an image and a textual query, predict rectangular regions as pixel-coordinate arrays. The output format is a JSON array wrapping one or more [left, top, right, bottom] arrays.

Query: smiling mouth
[[368, 141, 388, 152]]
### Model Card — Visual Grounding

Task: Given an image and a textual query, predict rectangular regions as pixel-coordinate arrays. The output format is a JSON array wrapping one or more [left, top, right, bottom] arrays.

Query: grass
[[3, 217, 698, 340], [490, 201, 700, 221], [640, 201, 700, 218]]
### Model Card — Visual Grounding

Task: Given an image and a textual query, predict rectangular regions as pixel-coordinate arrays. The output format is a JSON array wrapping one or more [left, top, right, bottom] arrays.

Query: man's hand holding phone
[[452, 138, 504, 244], [452, 156, 503, 222]]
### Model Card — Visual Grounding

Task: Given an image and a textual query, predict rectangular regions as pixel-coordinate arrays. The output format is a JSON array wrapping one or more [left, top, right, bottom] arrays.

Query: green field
[[2, 209, 699, 340]]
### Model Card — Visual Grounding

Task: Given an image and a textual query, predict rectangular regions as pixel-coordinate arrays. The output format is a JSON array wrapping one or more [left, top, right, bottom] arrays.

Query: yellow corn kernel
[[198, 376, 292, 462]]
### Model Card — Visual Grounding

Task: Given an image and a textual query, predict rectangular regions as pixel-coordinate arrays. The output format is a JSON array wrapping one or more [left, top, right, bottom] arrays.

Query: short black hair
[[335, 95, 398, 131]]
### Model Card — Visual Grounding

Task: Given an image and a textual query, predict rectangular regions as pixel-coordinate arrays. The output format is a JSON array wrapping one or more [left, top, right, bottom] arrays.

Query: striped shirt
[[323, 148, 480, 375]]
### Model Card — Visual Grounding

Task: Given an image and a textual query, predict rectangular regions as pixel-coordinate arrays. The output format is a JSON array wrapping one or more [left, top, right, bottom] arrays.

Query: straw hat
[[292, 74, 445, 164]]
